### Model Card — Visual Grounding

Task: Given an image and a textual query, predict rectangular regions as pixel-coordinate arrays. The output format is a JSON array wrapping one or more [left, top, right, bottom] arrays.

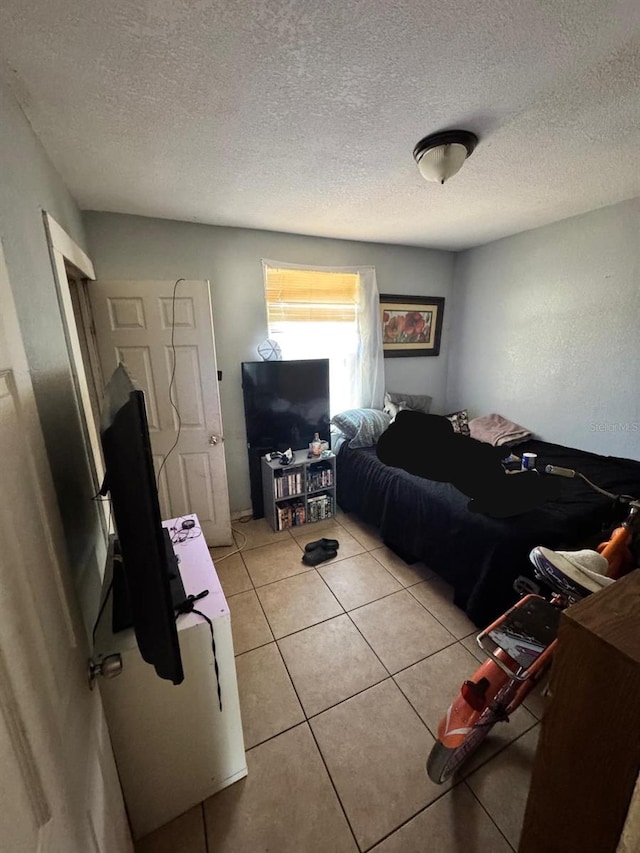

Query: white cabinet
[[95, 514, 247, 840]]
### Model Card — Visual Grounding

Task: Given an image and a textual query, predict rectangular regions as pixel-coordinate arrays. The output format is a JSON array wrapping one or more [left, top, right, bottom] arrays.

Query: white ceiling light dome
[[413, 130, 478, 184]]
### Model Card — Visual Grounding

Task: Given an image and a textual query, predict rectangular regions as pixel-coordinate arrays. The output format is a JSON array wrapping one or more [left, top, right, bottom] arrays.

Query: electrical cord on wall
[[156, 278, 186, 491]]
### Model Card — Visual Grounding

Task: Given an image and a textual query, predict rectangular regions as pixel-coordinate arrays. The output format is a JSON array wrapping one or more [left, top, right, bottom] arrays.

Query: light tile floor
[[135, 513, 542, 853]]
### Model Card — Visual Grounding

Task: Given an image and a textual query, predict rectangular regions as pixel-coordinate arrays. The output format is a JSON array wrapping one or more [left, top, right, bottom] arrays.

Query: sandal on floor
[[302, 546, 338, 566], [304, 538, 339, 553]]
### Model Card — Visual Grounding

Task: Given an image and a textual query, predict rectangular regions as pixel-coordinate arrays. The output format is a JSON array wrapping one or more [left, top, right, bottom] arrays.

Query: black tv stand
[[111, 529, 187, 633]]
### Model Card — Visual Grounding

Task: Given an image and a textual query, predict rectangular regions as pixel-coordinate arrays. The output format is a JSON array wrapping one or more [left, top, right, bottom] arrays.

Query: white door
[[0, 242, 131, 853], [89, 280, 232, 547]]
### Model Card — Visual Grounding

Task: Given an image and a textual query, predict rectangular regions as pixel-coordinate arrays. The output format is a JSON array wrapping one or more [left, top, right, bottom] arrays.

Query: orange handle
[[597, 525, 634, 579]]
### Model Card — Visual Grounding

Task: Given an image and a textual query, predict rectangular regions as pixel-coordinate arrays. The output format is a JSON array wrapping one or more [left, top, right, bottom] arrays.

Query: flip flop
[[304, 538, 339, 553], [301, 546, 338, 566]]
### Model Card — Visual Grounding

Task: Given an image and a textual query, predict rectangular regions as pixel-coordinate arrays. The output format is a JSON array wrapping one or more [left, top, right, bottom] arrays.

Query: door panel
[[0, 240, 131, 852], [114, 346, 161, 430], [90, 280, 232, 546], [169, 345, 206, 428]]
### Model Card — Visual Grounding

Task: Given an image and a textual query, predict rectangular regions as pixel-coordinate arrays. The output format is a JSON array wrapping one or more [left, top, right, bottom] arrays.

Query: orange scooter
[[426, 469, 640, 784]]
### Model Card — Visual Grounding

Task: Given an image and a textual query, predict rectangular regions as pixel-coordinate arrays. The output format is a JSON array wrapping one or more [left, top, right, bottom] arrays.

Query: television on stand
[[241, 358, 330, 518], [99, 363, 185, 684]]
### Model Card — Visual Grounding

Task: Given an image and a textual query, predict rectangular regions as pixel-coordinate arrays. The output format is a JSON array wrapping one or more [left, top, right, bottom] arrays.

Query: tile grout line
[[357, 719, 539, 853], [303, 673, 392, 721], [237, 633, 464, 728], [244, 718, 309, 754], [310, 555, 396, 679], [460, 717, 540, 782], [241, 537, 369, 592], [343, 606, 393, 676], [366, 545, 435, 587], [404, 581, 476, 643], [389, 672, 440, 740], [222, 528, 497, 696], [357, 780, 466, 853], [240, 578, 309, 750], [335, 578, 461, 680], [229, 565, 462, 671], [234, 518, 371, 852], [200, 801, 210, 853], [212, 513, 531, 851], [331, 517, 478, 640], [463, 780, 518, 852], [306, 721, 364, 852], [225, 515, 389, 592], [267, 637, 363, 852], [389, 635, 459, 679], [216, 514, 501, 851]]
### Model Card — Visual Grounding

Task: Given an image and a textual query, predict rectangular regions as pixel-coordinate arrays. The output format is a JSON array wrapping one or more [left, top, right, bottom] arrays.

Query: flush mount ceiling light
[[413, 130, 478, 185]]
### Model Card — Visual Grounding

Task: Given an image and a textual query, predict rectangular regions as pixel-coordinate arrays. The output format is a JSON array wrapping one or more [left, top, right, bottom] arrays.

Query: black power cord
[[92, 577, 114, 647], [175, 590, 222, 711]]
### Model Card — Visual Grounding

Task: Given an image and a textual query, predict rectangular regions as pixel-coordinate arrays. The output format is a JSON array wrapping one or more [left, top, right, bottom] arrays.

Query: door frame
[[43, 213, 110, 539]]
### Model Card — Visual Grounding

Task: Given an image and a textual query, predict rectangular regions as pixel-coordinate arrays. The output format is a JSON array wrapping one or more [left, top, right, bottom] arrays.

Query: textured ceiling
[[1, 0, 639, 249]]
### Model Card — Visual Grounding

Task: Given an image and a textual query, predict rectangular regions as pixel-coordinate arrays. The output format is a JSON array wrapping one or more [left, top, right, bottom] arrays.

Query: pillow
[[445, 409, 471, 436], [468, 413, 532, 447], [384, 391, 432, 416], [331, 408, 391, 449]]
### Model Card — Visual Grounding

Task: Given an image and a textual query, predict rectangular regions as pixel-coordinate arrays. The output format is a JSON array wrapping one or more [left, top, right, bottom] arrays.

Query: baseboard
[[231, 507, 253, 521]]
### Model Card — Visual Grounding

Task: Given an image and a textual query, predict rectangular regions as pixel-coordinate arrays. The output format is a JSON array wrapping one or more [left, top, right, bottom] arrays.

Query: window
[[264, 265, 361, 415]]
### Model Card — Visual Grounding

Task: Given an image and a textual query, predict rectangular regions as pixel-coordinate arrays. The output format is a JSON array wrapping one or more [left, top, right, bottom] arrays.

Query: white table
[[95, 514, 247, 839]]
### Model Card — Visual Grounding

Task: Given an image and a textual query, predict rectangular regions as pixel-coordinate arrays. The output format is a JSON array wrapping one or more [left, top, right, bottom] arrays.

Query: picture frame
[[379, 294, 445, 357]]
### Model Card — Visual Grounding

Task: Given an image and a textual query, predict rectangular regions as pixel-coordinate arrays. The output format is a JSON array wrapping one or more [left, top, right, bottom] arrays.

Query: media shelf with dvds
[[261, 450, 337, 531]]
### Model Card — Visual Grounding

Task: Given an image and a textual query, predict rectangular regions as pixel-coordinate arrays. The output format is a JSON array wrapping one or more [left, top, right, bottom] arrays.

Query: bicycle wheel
[[426, 708, 500, 783], [426, 682, 516, 784]]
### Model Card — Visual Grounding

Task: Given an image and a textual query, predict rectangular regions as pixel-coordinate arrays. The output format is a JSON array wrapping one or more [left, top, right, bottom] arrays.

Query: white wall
[[83, 212, 455, 513], [447, 198, 640, 460], [0, 72, 105, 615]]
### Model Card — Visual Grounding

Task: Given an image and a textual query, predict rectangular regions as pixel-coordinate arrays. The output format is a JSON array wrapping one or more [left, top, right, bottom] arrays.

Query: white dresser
[[95, 514, 247, 839]]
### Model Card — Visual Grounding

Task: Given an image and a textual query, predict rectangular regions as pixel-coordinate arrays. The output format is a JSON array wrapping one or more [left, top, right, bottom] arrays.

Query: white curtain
[[262, 260, 385, 412], [351, 266, 384, 409]]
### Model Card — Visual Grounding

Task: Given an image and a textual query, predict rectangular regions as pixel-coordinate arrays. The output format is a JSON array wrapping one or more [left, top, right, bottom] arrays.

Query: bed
[[336, 437, 640, 626]]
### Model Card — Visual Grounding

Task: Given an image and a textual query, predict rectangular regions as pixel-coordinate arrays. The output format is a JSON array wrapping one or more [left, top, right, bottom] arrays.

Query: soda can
[[521, 452, 538, 471]]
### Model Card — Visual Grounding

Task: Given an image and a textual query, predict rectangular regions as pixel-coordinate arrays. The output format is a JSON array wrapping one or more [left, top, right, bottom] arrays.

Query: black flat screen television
[[100, 364, 185, 684], [241, 358, 330, 518]]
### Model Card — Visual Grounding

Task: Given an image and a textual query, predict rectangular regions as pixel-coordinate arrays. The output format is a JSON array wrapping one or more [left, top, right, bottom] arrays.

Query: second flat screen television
[[242, 358, 330, 518]]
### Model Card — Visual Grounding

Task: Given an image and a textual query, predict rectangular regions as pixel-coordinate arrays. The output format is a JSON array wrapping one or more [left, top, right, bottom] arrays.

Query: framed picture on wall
[[379, 294, 445, 357]]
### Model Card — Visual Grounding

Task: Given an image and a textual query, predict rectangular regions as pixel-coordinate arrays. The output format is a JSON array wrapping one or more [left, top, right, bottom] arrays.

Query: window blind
[[265, 267, 359, 323]]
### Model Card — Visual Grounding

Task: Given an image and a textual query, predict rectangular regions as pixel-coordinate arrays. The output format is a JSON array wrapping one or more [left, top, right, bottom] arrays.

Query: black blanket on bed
[[336, 438, 640, 626]]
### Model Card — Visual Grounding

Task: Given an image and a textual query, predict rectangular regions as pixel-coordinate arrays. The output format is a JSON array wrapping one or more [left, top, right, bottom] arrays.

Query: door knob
[[88, 654, 123, 690], [209, 434, 223, 446]]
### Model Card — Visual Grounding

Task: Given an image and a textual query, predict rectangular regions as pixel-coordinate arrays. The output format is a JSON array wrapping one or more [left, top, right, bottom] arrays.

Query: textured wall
[[0, 72, 105, 629], [447, 198, 640, 460], [1, 0, 639, 249], [83, 212, 455, 513]]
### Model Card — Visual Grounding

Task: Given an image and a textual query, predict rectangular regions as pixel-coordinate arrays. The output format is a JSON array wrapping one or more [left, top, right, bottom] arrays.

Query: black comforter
[[336, 439, 640, 626]]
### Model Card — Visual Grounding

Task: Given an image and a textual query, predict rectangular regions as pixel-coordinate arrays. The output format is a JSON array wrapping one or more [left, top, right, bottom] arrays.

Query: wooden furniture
[[95, 514, 247, 840], [519, 570, 640, 853], [262, 450, 336, 531]]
